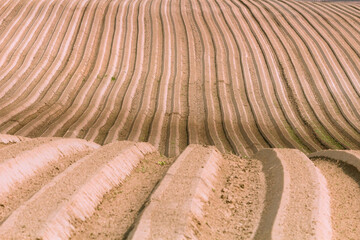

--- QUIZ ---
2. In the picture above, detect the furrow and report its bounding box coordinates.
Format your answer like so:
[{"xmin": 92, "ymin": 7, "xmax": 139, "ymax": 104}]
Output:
[
  {"xmin": 181, "ymin": 0, "xmax": 208, "ymax": 146},
  {"xmin": 165, "ymin": 0, "xmax": 189, "ymax": 157},
  {"xmin": 246, "ymin": 0, "xmax": 327, "ymax": 151},
  {"xmin": 0, "ymin": 0, "xmax": 17, "ymax": 24},
  {"xmin": 99, "ymin": 0, "xmax": 143, "ymax": 145},
  {"xmin": 217, "ymin": 0, "xmax": 274, "ymax": 151},
  {"xmin": 0, "ymin": 0, "xmax": 90, "ymax": 132},
  {"xmin": 91, "ymin": 0, "xmax": 148, "ymax": 146},
  {"xmin": 147, "ymin": 0, "xmax": 176, "ymax": 152},
  {"xmin": 310, "ymin": 150, "xmax": 360, "ymax": 240},
  {"xmin": 0, "ymin": 0, "xmax": 23, "ymax": 34},
  {"xmin": 213, "ymin": 0, "xmax": 269, "ymax": 154},
  {"xmin": 12, "ymin": 0, "xmax": 102, "ymax": 136},
  {"xmin": 201, "ymin": 0, "xmax": 251, "ymax": 155},
  {"xmin": 82, "ymin": 0, "xmax": 134, "ymax": 144},
  {"xmin": 0, "ymin": 138, "xmax": 99, "ymax": 199},
  {"xmin": 0, "ymin": 0, "xmax": 67, "ymax": 103},
  {"xmin": 236, "ymin": 1, "xmax": 315, "ymax": 151},
  {"xmin": 63, "ymin": 0, "xmax": 121, "ymax": 139},
  {"xmin": 0, "ymin": 0, "xmax": 57, "ymax": 88},
  {"xmin": 242, "ymin": 0, "xmax": 322, "ymax": 152},
  {"xmin": 38, "ymin": 0, "xmax": 114, "ymax": 138},
  {"xmin": 22, "ymin": 0, "xmax": 108, "ymax": 137},
  {"xmin": 299, "ymin": 2, "xmax": 360, "ymax": 98},
  {"xmin": 128, "ymin": 144, "xmax": 222, "ymax": 239},
  {"xmin": 254, "ymin": 149, "xmax": 332, "ymax": 240},
  {"xmin": 0, "ymin": 0, "xmax": 37, "ymax": 52},
  {"xmin": 189, "ymin": 0, "xmax": 230, "ymax": 153},
  {"xmin": 0, "ymin": 141, "xmax": 156, "ymax": 240},
  {"xmin": 125, "ymin": 0, "xmax": 162, "ymax": 145},
  {"xmin": 225, "ymin": 0, "xmax": 289, "ymax": 148},
  {"xmin": 280, "ymin": 0, "xmax": 360, "ymax": 131},
  {"xmin": 262, "ymin": 0, "xmax": 359, "ymax": 148},
  {"xmin": 71, "ymin": 153, "xmax": 174, "ymax": 239}
]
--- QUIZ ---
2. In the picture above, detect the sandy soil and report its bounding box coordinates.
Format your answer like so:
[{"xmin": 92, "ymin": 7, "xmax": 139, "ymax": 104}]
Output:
[
  {"xmin": 0, "ymin": 150, "xmax": 91, "ymax": 224},
  {"xmin": 313, "ymin": 158, "xmax": 360, "ymax": 240},
  {"xmin": 199, "ymin": 154, "xmax": 265, "ymax": 240},
  {"xmin": 71, "ymin": 153, "xmax": 174, "ymax": 239}
]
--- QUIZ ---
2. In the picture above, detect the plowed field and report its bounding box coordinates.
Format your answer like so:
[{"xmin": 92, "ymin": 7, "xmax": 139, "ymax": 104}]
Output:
[
  {"xmin": 0, "ymin": 0, "xmax": 358, "ymax": 157},
  {"xmin": 0, "ymin": 0, "xmax": 360, "ymax": 239}
]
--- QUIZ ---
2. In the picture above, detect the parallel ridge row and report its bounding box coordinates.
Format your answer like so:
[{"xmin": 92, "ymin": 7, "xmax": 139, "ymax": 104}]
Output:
[{"xmin": 0, "ymin": 0, "xmax": 359, "ymax": 156}]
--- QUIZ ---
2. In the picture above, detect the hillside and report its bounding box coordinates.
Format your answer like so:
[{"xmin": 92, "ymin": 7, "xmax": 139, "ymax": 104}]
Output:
[
  {"xmin": 0, "ymin": 0, "xmax": 358, "ymax": 156},
  {"xmin": 0, "ymin": 0, "xmax": 360, "ymax": 239}
]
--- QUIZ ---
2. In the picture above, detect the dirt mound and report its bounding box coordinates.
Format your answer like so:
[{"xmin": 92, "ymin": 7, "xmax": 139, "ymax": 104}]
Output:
[{"xmin": 0, "ymin": 134, "xmax": 359, "ymax": 239}]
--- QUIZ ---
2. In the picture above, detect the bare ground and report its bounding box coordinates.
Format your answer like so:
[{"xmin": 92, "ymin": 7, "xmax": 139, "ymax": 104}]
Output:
[
  {"xmin": 199, "ymin": 154, "xmax": 265, "ymax": 240},
  {"xmin": 71, "ymin": 153, "xmax": 174, "ymax": 240},
  {"xmin": 313, "ymin": 157, "xmax": 360, "ymax": 240}
]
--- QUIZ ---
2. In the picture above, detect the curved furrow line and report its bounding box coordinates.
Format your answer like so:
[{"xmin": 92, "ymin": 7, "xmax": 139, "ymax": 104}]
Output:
[
  {"xmin": 125, "ymin": 0, "xmax": 162, "ymax": 146},
  {"xmin": 97, "ymin": 0, "xmax": 143, "ymax": 145},
  {"xmin": 29, "ymin": 0, "xmax": 112, "ymax": 138},
  {"xmin": 0, "ymin": 0, "xmax": 21, "ymax": 28},
  {"xmin": 62, "ymin": 0, "xmax": 123, "ymax": 139},
  {"xmin": 220, "ymin": 0, "xmax": 281, "ymax": 149},
  {"xmin": 301, "ymin": 3, "xmax": 360, "ymax": 96},
  {"xmin": 0, "ymin": 0, "xmax": 65, "ymax": 101},
  {"xmin": 0, "ymin": 0, "xmax": 36, "ymax": 52},
  {"xmin": 85, "ymin": 0, "xmax": 145, "ymax": 145},
  {"xmin": 88, "ymin": 0, "xmax": 154, "ymax": 145},
  {"xmin": 80, "ymin": 0, "xmax": 136, "ymax": 142},
  {"xmin": 0, "ymin": 0, "xmax": 91, "ymax": 133},
  {"xmin": 39, "ymin": 0, "xmax": 115, "ymax": 138},
  {"xmin": 105, "ymin": 0, "xmax": 153, "ymax": 146},
  {"xmin": 281, "ymin": 0, "xmax": 360, "ymax": 128},
  {"xmin": 318, "ymin": 2, "xmax": 360, "ymax": 30},
  {"xmin": 238, "ymin": 1, "xmax": 316, "ymax": 151},
  {"xmin": 228, "ymin": 0, "xmax": 297, "ymax": 149},
  {"xmin": 263, "ymin": 2, "xmax": 354, "ymax": 148},
  {"xmin": 99, "ymin": 0, "xmax": 147, "ymax": 145},
  {"xmin": 303, "ymin": 1, "xmax": 360, "ymax": 58},
  {"xmin": 250, "ymin": 0, "xmax": 342, "ymax": 150},
  {"xmin": 15, "ymin": 0, "xmax": 124, "ymax": 139},
  {"xmin": 264, "ymin": 2, "xmax": 358, "ymax": 148},
  {"xmin": 0, "ymin": 0, "xmax": 56, "ymax": 86},
  {"xmin": 145, "ymin": 0, "xmax": 176, "ymax": 152},
  {"xmin": 202, "ymin": 0, "xmax": 254, "ymax": 155},
  {"xmin": 180, "ymin": 0, "xmax": 208, "ymax": 146},
  {"xmin": 279, "ymin": 1, "xmax": 360, "ymax": 99},
  {"xmin": 217, "ymin": 0, "xmax": 275, "ymax": 152},
  {"xmin": 335, "ymin": 3, "xmax": 360, "ymax": 22},
  {"xmin": 11, "ymin": 0, "xmax": 101, "ymax": 137},
  {"xmin": 254, "ymin": 149, "xmax": 332, "ymax": 240},
  {"xmin": 0, "ymin": 0, "xmax": 64, "ymax": 99},
  {"xmin": 214, "ymin": 0, "xmax": 269, "ymax": 154},
  {"xmin": 312, "ymin": 3, "xmax": 360, "ymax": 46},
  {"xmin": 245, "ymin": 0, "xmax": 326, "ymax": 151},
  {"xmin": 0, "ymin": 0, "xmax": 13, "ymax": 16},
  {"xmin": 242, "ymin": 0, "xmax": 322, "ymax": 152},
  {"xmin": 265, "ymin": 0, "xmax": 360, "ymax": 148},
  {"xmin": 189, "ymin": 0, "xmax": 230, "ymax": 153},
  {"xmin": 164, "ymin": 0, "xmax": 189, "ymax": 157}
]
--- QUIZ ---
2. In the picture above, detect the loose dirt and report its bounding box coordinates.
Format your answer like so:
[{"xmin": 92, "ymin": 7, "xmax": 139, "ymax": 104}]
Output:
[
  {"xmin": 313, "ymin": 157, "xmax": 360, "ymax": 240},
  {"xmin": 199, "ymin": 154, "xmax": 265, "ymax": 240},
  {"xmin": 71, "ymin": 153, "xmax": 174, "ymax": 240},
  {"xmin": 0, "ymin": 150, "xmax": 91, "ymax": 224}
]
